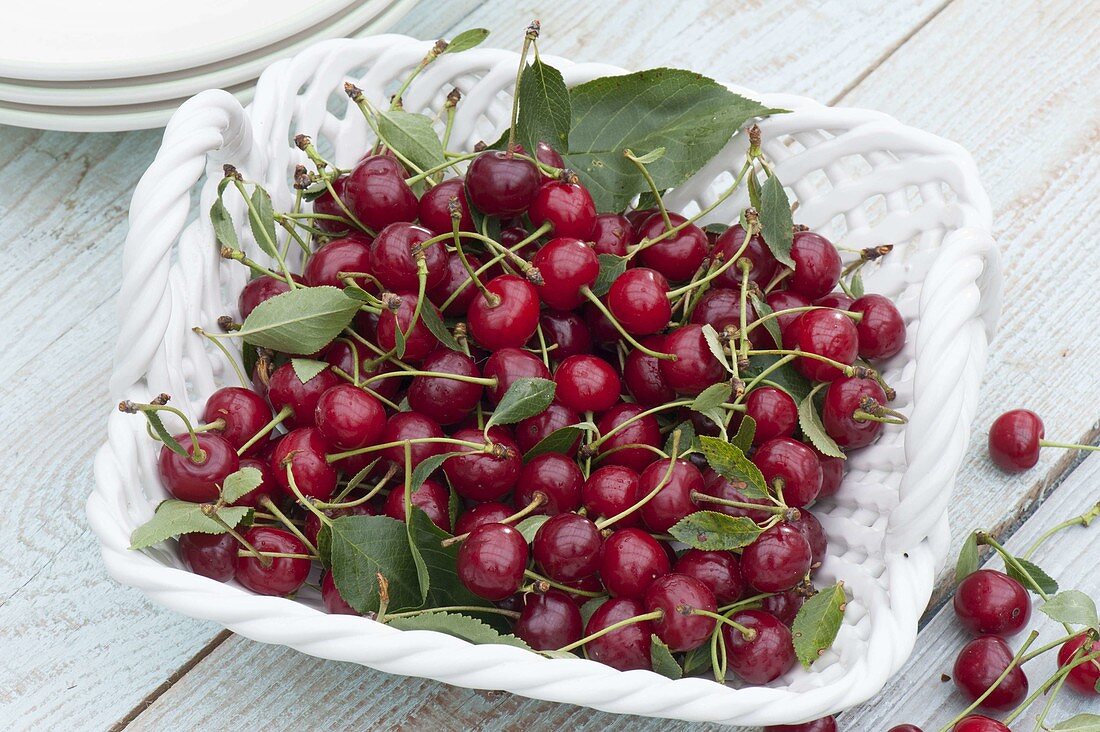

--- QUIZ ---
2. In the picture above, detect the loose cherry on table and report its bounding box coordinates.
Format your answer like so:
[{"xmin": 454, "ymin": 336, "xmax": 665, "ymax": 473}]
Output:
[
  {"xmin": 515, "ymin": 453, "xmax": 584, "ymax": 514},
  {"xmin": 456, "ymin": 522, "xmax": 529, "ymax": 601},
  {"xmin": 951, "ymin": 716, "xmax": 1010, "ymax": 732},
  {"xmin": 952, "ymin": 569, "xmax": 1032, "ymax": 636},
  {"xmin": 1057, "ymin": 633, "xmax": 1100, "ymax": 696},
  {"xmin": 952, "ymin": 635, "xmax": 1029, "ymax": 710},
  {"xmin": 513, "ymin": 590, "xmax": 584, "ymax": 651},
  {"xmin": 985, "ymin": 409, "xmax": 1100, "ymax": 473},
  {"xmin": 764, "ymin": 717, "xmax": 837, "ymax": 732}
]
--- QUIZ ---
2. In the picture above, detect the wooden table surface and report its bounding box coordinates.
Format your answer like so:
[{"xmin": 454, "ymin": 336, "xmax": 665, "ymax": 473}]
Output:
[{"xmin": 2, "ymin": 0, "xmax": 1098, "ymax": 729}]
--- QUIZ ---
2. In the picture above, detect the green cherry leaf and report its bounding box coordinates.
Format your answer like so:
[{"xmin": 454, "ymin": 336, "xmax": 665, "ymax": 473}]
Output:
[
  {"xmin": 442, "ymin": 28, "xmax": 490, "ymax": 55},
  {"xmin": 236, "ymin": 286, "xmax": 361, "ymax": 355},
  {"xmin": 697, "ymin": 435, "xmax": 769, "ymax": 499},
  {"xmin": 792, "ymin": 582, "xmax": 847, "ymax": 669},
  {"xmin": 327, "ymin": 514, "xmax": 423, "ymax": 614},
  {"xmin": 219, "ymin": 466, "xmax": 264, "ymax": 504},
  {"xmin": 955, "ymin": 531, "xmax": 980, "ymax": 584},
  {"xmin": 418, "ymin": 303, "xmax": 462, "ymax": 352},
  {"xmin": 523, "ymin": 425, "xmax": 585, "ymax": 462},
  {"xmin": 798, "ymin": 384, "xmax": 845, "ymax": 459},
  {"xmin": 1040, "ymin": 590, "xmax": 1099, "ymax": 628},
  {"xmin": 485, "ymin": 377, "xmax": 555, "ymax": 429},
  {"xmin": 129, "ymin": 500, "xmax": 251, "ymax": 550},
  {"xmin": 377, "ymin": 110, "xmax": 446, "ymax": 173},
  {"xmin": 406, "ymin": 508, "xmax": 495, "ymax": 612},
  {"xmin": 650, "ymin": 635, "xmax": 683, "ymax": 679},
  {"xmin": 514, "ymin": 515, "xmax": 552, "ymax": 544},
  {"xmin": 668, "ymin": 511, "xmax": 763, "ymax": 551},
  {"xmin": 387, "ymin": 612, "xmax": 532, "ymax": 650},
  {"xmin": 850, "ymin": 270, "xmax": 865, "ymax": 299},
  {"xmin": 247, "ymin": 186, "xmax": 279, "ymax": 258},
  {"xmin": 209, "ymin": 195, "xmax": 239, "ymax": 250},
  {"xmin": 759, "ymin": 174, "xmax": 794, "ymax": 268},
  {"xmin": 748, "ymin": 291, "xmax": 784, "ymax": 350},
  {"xmin": 516, "ymin": 58, "xmax": 572, "ymax": 154},
  {"xmin": 1050, "ymin": 714, "xmax": 1100, "ymax": 731},
  {"xmin": 692, "ymin": 382, "xmax": 732, "ymax": 414},
  {"xmin": 140, "ymin": 409, "xmax": 187, "ymax": 458},
  {"xmin": 665, "ymin": 420, "xmax": 698, "ymax": 457},
  {"xmin": 580, "ymin": 597, "xmax": 604, "ymax": 626},
  {"xmin": 744, "ymin": 354, "xmax": 812, "ymax": 403},
  {"xmin": 700, "ymin": 324, "xmax": 733, "ymax": 375},
  {"xmin": 590, "ymin": 253, "xmax": 628, "ymax": 297},
  {"xmin": 1006, "ymin": 557, "xmax": 1059, "ymax": 595},
  {"xmin": 290, "ymin": 358, "xmax": 329, "ymax": 384},
  {"xmin": 731, "ymin": 414, "xmax": 756, "ymax": 453}
]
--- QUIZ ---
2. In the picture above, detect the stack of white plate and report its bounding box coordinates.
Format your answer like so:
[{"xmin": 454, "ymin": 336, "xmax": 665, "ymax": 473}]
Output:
[{"xmin": 0, "ymin": 0, "xmax": 417, "ymax": 132}]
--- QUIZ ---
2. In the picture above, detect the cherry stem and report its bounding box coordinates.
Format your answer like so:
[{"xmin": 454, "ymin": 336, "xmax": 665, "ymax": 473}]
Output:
[
  {"xmin": 259, "ymin": 496, "xmax": 319, "ymax": 556},
  {"xmin": 690, "ymin": 491, "xmax": 794, "ymax": 517},
  {"xmin": 437, "ymin": 230, "xmax": 543, "ymax": 311},
  {"xmin": 747, "ymin": 349, "xmax": 856, "ymax": 376},
  {"xmin": 1017, "ymin": 630, "xmax": 1090, "ymax": 665},
  {"xmin": 977, "ymin": 532, "xmax": 1072, "ymax": 637},
  {"xmin": 535, "ymin": 323, "xmax": 551, "ymax": 369},
  {"xmin": 733, "ymin": 354, "xmax": 797, "ymax": 406},
  {"xmin": 580, "ymin": 286, "xmax": 677, "ymax": 361},
  {"xmin": 523, "ymin": 569, "xmax": 604, "ymax": 598},
  {"xmin": 937, "ymin": 630, "xmax": 1039, "ymax": 732},
  {"xmin": 595, "ymin": 432, "xmax": 681, "ymax": 529},
  {"xmin": 554, "ymin": 609, "xmax": 664, "ymax": 653},
  {"xmin": 452, "ymin": 230, "xmax": 542, "ymax": 283},
  {"xmin": 389, "ymin": 39, "xmax": 447, "ymax": 111},
  {"xmin": 744, "ymin": 306, "xmax": 862, "ymax": 337},
  {"xmin": 1038, "ymin": 439, "xmax": 1100, "ymax": 453},
  {"xmin": 201, "ymin": 504, "xmax": 270, "ymax": 567},
  {"xmin": 1001, "ymin": 647, "xmax": 1100, "ymax": 726},
  {"xmin": 404, "ymin": 151, "xmax": 479, "ymax": 186},
  {"xmin": 284, "ymin": 464, "xmax": 332, "ymax": 534},
  {"xmin": 383, "ymin": 605, "xmax": 522, "ymax": 621},
  {"xmin": 326, "ymin": 436, "xmax": 489, "ymax": 464},
  {"xmin": 449, "ymin": 208, "xmax": 499, "ymax": 307},
  {"xmin": 362, "ymin": 368, "xmax": 496, "ymax": 388},
  {"xmin": 592, "ymin": 441, "xmax": 669, "ymax": 465},
  {"xmin": 763, "ymin": 269, "xmax": 791, "ymax": 294},
  {"xmin": 341, "ymin": 328, "xmax": 417, "ymax": 373},
  {"xmin": 343, "ymin": 94, "xmax": 426, "ymax": 176},
  {"xmin": 230, "ymin": 180, "xmax": 297, "ymax": 286},
  {"xmin": 666, "ymin": 228, "xmax": 752, "ymax": 300},
  {"xmin": 717, "ymin": 591, "xmax": 776, "ymax": 613},
  {"xmin": 329, "ymin": 367, "xmax": 402, "ymax": 410},
  {"xmin": 689, "ymin": 608, "xmax": 757, "ymax": 641},
  {"xmin": 738, "ymin": 261, "xmax": 752, "ymax": 364},
  {"xmin": 441, "ymin": 492, "xmax": 548, "ymax": 547},
  {"xmin": 193, "ymin": 418, "xmax": 226, "ymax": 433},
  {"xmin": 1022, "ymin": 501, "xmax": 1100, "ymax": 560},
  {"xmin": 505, "ymin": 21, "xmax": 539, "ymax": 155},
  {"xmin": 623, "ymin": 149, "xmax": 673, "ymax": 230},
  {"xmin": 219, "ymin": 246, "xmax": 291, "ymax": 283},
  {"xmin": 585, "ymin": 399, "xmax": 693, "ymax": 451},
  {"xmin": 236, "ymin": 550, "xmax": 316, "ymax": 560},
  {"xmin": 235, "ymin": 404, "xmax": 293, "ymax": 456},
  {"xmin": 192, "ymin": 327, "xmax": 250, "ymax": 388},
  {"xmin": 121, "ymin": 400, "xmax": 206, "ymax": 463},
  {"xmin": 320, "ymin": 464, "xmax": 396, "ymax": 509}
]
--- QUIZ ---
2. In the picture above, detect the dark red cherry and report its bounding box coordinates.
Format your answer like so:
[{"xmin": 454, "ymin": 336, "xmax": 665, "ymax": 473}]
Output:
[
  {"xmin": 342, "ymin": 154, "xmax": 419, "ymax": 230},
  {"xmin": 699, "ymin": 470, "xmax": 773, "ymax": 523},
  {"xmin": 304, "ymin": 234, "xmax": 374, "ymax": 290},
  {"xmin": 310, "ymin": 174, "xmax": 351, "ymax": 234},
  {"xmin": 234, "ymin": 527, "xmax": 311, "ymax": 596},
  {"xmin": 644, "ymin": 573, "xmax": 717, "ymax": 652},
  {"xmin": 1057, "ymin": 633, "xmax": 1100, "ymax": 696},
  {"xmin": 712, "ymin": 225, "xmax": 779, "ymax": 289},
  {"xmin": 760, "ymin": 589, "xmax": 806, "ymax": 626},
  {"xmin": 443, "ymin": 428, "xmax": 521, "ymax": 502},
  {"xmin": 752, "ymin": 437, "xmax": 823, "ymax": 508},
  {"xmin": 202, "ymin": 386, "xmax": 273, "ymax": 456},
  {"xmin": 158, "ymin": 433, "xmax": 240, "ymax": 503},
  {"xmin": 534, "ymin": 141, "xmax": 565, "ymax": 178},
  {"xmin": 591, "ymin": 214, "xmax": 633, "ymax": 256},
  {"xmin": 375, "ymin": 292, "xmax": 441, "ymax": 363},
  {"xmin": 369, "ymin": 223, "xmax": 447, "ymax": 293},
  {"xmin": 467, "ymin": 274, "xmax": 541, "ymax": 350},
  {"xmin": 674, "ymin": 549, "xmax": 743, "ymax": 604},
  {"xmin": 584, "ymin": 597, "xmax": 654, "ymax": 671},
  {"xmin": 321, "ymin": 340, "xmax": 400, "ymax": 401},
  {"xmin": 741, "ymin": 522, "xmax": 812, "ymax": 592},
  {"xmin": 428, "ymin": 252, "xmax": 483, "ymax": 318},
  {"xmin": 623, "ymin": 336, "xmax": 677, "ymax": 407},
  {"xmin": 765, "ymin": 290, "xmax": 812, "ymax": 341},
  {"xmin": 456, "ymin": 523, "xmax": 529, "ymax": 600},
  {"xmin": 231, "ymin": 457, "xmax": 276, "ymax": 507},
  {"xmin": 583, "ymin": 297, "xmax": 619, "ymax": 344},
  {"xmin": 530, "ymin": 237, "xmax": 600, "ymax": 309},
  {"xmin": 313, "ymin": 384, "xmax": 386, "ymax": 450},
  {"xmin": 533, "ymin": 513, "xmax": 602, "ymax": 582},
  {"xmin": 237, "ymin": 275, "xmax": 298, "ymax": 319},
  {"xmin": 953, "ymin": 569, "xmax": 1032, "ymax": 636},
  {"xmin": 822, "ymin": 377, "xmax": 889, "ymax": 449},
  {"xmin": 790, "ymin": 509, "xmax": 827, "ymax": 569},
  {"xmin": 379, "ymin": 411, "xmax": 444, "ymax": 470},
  {"xmin": 638, "ymin": 458, "xmax": 704, "ymax": 533},
  {"xmin": 514, "ymin": 401, "xmax": 581, "ymax": 457},
  {"xmin": 786, "ymin": 309, "xmax": 859, "ymax": 381},
  {"xmin": 988, "ymin": 409, "xmax": 1044, "ymax": 472},
  {"xmin": 850, "ymin": 293, "xmax": 905, "ymax": 360},
  {"xmin": 321, "ymin": 570, "xmax": 358, "ymax": 615},
  {"xmin": 179, "ymin": 532, "xmax": 237, "ymax": 581},
  {"xmin": 815, "ymin": 448, "xmax": 845, "ymax": 498},
  {"xmin": 418, "ymin": 177, "xmax": 474, "ymax": 234},
  {"xmin": 406, "ymin": 349, "xmax": 483, "ymax": 425},
  {"xmin": 886, "ymin": 726, "xmax": 924, "ymax": 732},
  {"xmin": 722, "ymin": 609, "xmax": 797, "ymax": 683},
  {"xmin": 554, "ymin": 354, "xmax": 621, "ymax": 413},
  {"xmin": 528, "ymin": 181, "xmax": 597, "ymax": 239},
  {"xmin": 689, "ymin": 288, "xmax": 758, "ymax": 336},
  {"xmin": 953, "ymin": 636, "xmax": 1029, "ymax": 709},
  {"xmin": 625, "ymin": 207, "xmax": 657, "ymax": 234},
  {"xmin": 454, "ymin": 502, "xmax": 512, "ymax": 536},
  {"xmin": 659, "ymin": 325, "xmax": 727, "ymax": 395},
  {"xmin": 539, "ymin": 310, "xmax": 592, "ymax": 361},
  {"xmin": 514, "ymin": 590, "xmax": 583, "ymax": 651},
  {"xmin": 815, "ymin": 292, "xmax": 854, "ymax": 310},
  {"xmin": 382, "ymin": 478, "xmax": 452, "ymax": 531},
  {"xmin": 271, "ymin": 427, "xmax": 337, "ymax": 501},
  {"xmin": 787, "ymin": 231, "xmax": 842, "ymax": 300},
  {"xmin": 636, "ymin": 212, "xmax": 708, "ymax": 282},
  {"xmin": 482, "ymin": 346, "xmax": 551, "ymax": 405},
  {"xmin": 600, "ymin": 527, "xmax": 670, "ymax": 599},
  {"xmin": 953, "ymin": 716, "xmax": 1010, "ymax": 732},
  {"xmin": 607, "ymin": 267, "xmax": 672, "ymax": 335},
  {"xmin": 582, "ymin": 465, "xmax": 642, "ymax": 528},
  {"xmin": 464, "ymin": 151, "xmax": 540, "ymax": 216},
  {"xmin": 267, "ymin": 361, "xmax": 342, "ymax": 428},
  {"xmin": 764, "ymin": 717, "xmax": 837, "ymax": 732},
  {"xmin": 515, "ymin": 453, "xmax": 583, "ymax": 515},
  {"xmin": 744, "ymin": 386, "xmax": 798, "ymax": 445},
  {"xmin": 499, "ymin": 225, "xmax": 530, "ymax": 248},
  {"xmin": 595, "ymin": 403, "xmax": 663, "ymax": 474}
]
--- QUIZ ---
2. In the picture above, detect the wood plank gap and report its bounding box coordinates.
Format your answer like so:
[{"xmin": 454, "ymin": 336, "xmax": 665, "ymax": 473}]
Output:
[{"xmin": 110, "ymin": 630, "xmax": 234, "ymax": 731}]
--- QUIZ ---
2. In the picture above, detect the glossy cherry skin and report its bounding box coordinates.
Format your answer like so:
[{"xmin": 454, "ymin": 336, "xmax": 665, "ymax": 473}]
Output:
[
  {"xmin": 591, "ymin": 214, "xmax": 633, "ymax": 256},
  {"xmin": 816, "ymin": 292, "xmax": 855, "ymax": 310},
  {"xmin": 428, "ymin": 251, "xmax": 482, "ymax": 316},
  {"xmin": 554, "ymin": 354, "xmax": 621, "ymax": 413},
  {"xmin": 238, "ymin": 274, "xmax": 296, "ymax": 319},
  {"xmin": 539, "ymin": 310, "xmax": 592, "ymax": 361},
  {"xmin": 228, "ymin": 457, "xmax": 276, "ymax": 508},
  {"xmin": 636, "ymin": 212, "xmax": 709, "ymax": 282},
  {"xmin": 514, "ymin": 590, "xmax": 584, "ymax": 651},
  {"xmin": 321, "ymin": 571, "xmax": 359, "ymax": 615},
  {"xmin": 953, "ymin": 569, "xmax": 1032, "ymax": 636},
  {"xmin": 456, "ymin": 523, "xmax": 529, "ymax": 600},
  {"xmin": 514, "ymin": 402, "xmax": 581, "ymax": 457},
  {"xmin": 764, "ymin": 717, "xmax": 837, "ymax": 732},
  {"xmin": 741, "ymin": 522, "xmax": 813, "ymax": 592},
  {"xmin": 639, "ymin": 458, "xmax": 704, "ymax": 533},
  {"xmin": 659, "ymin": 325, "xmax": 727, "ymax": 395},
  {"xmin": 464, "ymin": 151, "xmax": 540, "ymax": 217},
  {"xmin": 528, "ymin": 180, "xmax": 597, "ymax": 239},
  {"xmin": 822, "ymin": 377, "xmax": 889, "ymax": 449},
  {"xmin": 313, "ymin": 384, "xmax": 386, "ymax": 450},
  {"xmin": 267, "ymin": 361, "xmax": 342, "ymax": 428},
  {"xmin": 582, "ymin": 465, "xmax": 642, "ymax": 528},
  {"xmin": 382, "ymin": 478, "xmax": 452, "ymax": 531},
  {"xmin": 953, "ymin": 636, "xmax": 1029, "ymax": 709},
  {"xmin": 234, "ymin": 527, "xmax": 311, "ymax": 596},
  {"xmin": 815, "ymin": 448, "xmax": 845, "ymax": 498},
  {"xmin": 159, "ymin": 433, "xmax": 240, "ymax": 503},
  {"xmin": 533, "ymin": 513, "xmax": 602, "ymax": 582},
  {"xmin": 885, "ymin": 726, "xmax": 924, "ymax": 732},
  {"xmin": 722, "ymin": 609, "xmax": 797, "ymax": 684},
  {"xmin": 644, "ymin": 573, "xmax": 717, "ymax": 652},
  {"xmin": 744, "ymin": 386, "xmax": 798, "ymax": 445},
  {"xmin": 467, "ymin": 274, "xmax": 541, "ymax": 350},
  {"xmin": 454, "ymin": 502, "xmax": 512, "ymax": 536},
  {"xmin": 600, "ymin": 528, "xmax": 671, "ymax": 599},
  {"xmin": 304, "ymin": 234, "xmax": 374, "ymax": 290},
  {"xmin": 698, "ymin": 470, "xmax": 773, "ymax": 522},
  {"xmin": 342, "ymin": 154, "xmax": 418, "ymax": 231},
  {"xmin": 584, "ymin": 597, "xmax": 654, "ymax": 671},
  {"xmin": 443, "ymin": 428, "xmax": 521, "ymax": 502},
  {"xmin": 375, "ymin": 292, "xmax": 442, "ymax": 363},
  {"xmin": 787, "ymin": 231, "xmax": 842, "ymax": 300},
  {"xmin": 623, "ymin": 336, "xmax": 677, "ymax": 407},
  {"xmin": 765, "ymin": 290, "xmax": 813, "ymax": 343},
  {"xmin": 418, "ymin": 177, "xmax": 474, "ymax": 234},
  {"xmin": 530, "ymin": 237, "xmax": 600, "ymax": 309},
  {"xmin": 607, "ymin": 268, "xmax": 673, "ymax": 335},
  {"xmin": 753, "ymin": 437, "xmax": 823, "ymax": 508},
  {"xmin": 786, "ymin": 309, "xmax": 859, "ymax": 381},
  {"xmin": 379, "ymin": 411, "xmax": 444, "ymax": 470},
  {"xmin": 406, "ymin": 349, "xmax": 483, "ymax": 425},
  {"xmin": 515, "ymin": 453, "xmax": 584, "ymax": 515},
  {"xmin": 674, "ymin": 549, "xmax": 743, "ymax": 604},
  {"xmin": 371, "ymin": 222, "xmax": 447, "ymax": 293},
  {"xmin": 594, "ymin": 403, "xmax": 663, "ymax": 474},
  {"xmin": 791, "ymin": 509, "xmax": 827, "ymax": 569},
  {"xmin": 712, "ymin": 225, "xmax": 780, "ymax": 288},
  {"xmin": 850, "ymin": 293, "xmax": 905, "ymax": 360},
  {"xmin": 482, "ymin": 347, "xmax": 550, "ymax": 405},
  {"xmin": 271, "ymin": 427, "xmax": 338, "ymax": 501},
  {"xmin": 952, "ymin": 717, "xmax": 1010, "ymax": 732},
  {"xmin": 1057, "ymin": 633, "xmax": 1100, "ymax": 695},
  {"xmin": 584, "ymin": 296, "xmax": 619, "ymax": 344},
  {"xmin": 689, "ymin": 288, "xmax": 758, "ymax": 335},
  {"xmin": 988, "ymin": 409, "xmax": 1044, "ymax": 472},
  {"xmin": 202, "ymin": 386, "xmax": 273, "ymax": 456},
  {"xmin": 760, "ymin": 589, "xmax": 806, "ymax": 626},
  {"xmin": 179, "ymin": 532, "xmax": 237, "ymax": 581}
]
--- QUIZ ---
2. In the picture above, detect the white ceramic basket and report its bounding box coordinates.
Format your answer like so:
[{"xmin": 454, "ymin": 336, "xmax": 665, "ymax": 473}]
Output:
[{"xmin": 87, "ymin": 35, "xmax": 1001, "ymax": 727}]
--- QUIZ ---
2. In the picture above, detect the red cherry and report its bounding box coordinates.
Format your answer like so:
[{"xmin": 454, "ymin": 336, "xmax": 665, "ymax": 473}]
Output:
[
  {"xmin": 988, "ymin": 409, "xmax": 1044, "ymax": 472},
  {"xmin": 267, "ymin": 361, "xmax": 341, "ymax": 428},
  {"xmin": 591, "ymin": 214, "xmax": 633, "ymax": 256},
  {"xmin": 584, "ymin": 296, "xmax": 620, "ymax": 343},
  {"xmin": 514, "ymin": 590, "xmax": 583, "ymax": 651},
  {"xmin": 321, "ymin": 571, "xmax": 359, "ymax": 615},
  {"xmin": 428, "ymin": 251, "xmax": 483, "ymax": 316},
  {"xmin": 321, "ymin": 340, "xmax": 401, "ymax": 402},
  {"xmin": 764, "ymin": 717, "xmax": 837, "ymax": 732},
  {"xmin": 607, "ymin": 268, "xmax": 672, "ymax": 335},
  {"xmin": 443, "ymin": 428, "xmax": 521, "ymax": 502},
  {"xmin": 790, "ymin": 509, "xmax": 827, "ymax": 569},
  {"xmin": 382, "ymin": 478, "xmax": 452, "ymax": 531},
  {"xmin": 418, "ymin": 177, "xmax": 474, "ymax": 234},
  {"xmin": 234, "ymin": 527, "xmax": 311, "ymax": 596},
  {"xmin": 464, "ymin": 151, "xmax": 540, "ymax": 217},
  {"xmin": 594, "ymin": 403, "xmax": 662, "ymax": 474},
  {"xmin": 375, "ymin": 292, "xmax": 442, "ymax": 363},
  {"xmin": 659, "ymin": 325, "xmax": 727, "ymax": 395},
  {"xmin": 369, "ymin": 222, "xmax": 447, "ymax": 293},
  {"xmin": 740, "ymin": 522, "xmax": 812, "ymax": 592},
  {"xmin": 539, "ymin": 310, "xmax": 592, "ymax": 361},
  {"xmin": 644, "ymin": 573, "xmax": 717, "ymax": 652},
  {"xmin": 582, "ymin": 465, "xmax": 642, "ymax": 529},
  {"xmin": 722, "ymin": 609, "xmax": 796, "ymax": 683},
  {"xmin": 528, "ymin": 180, "xmax": 597, "ymax": 239},
  {"xmin": 158, "ymin": 433, "xmax": 239, "ymax": 503},
  {"xmin": 711, "ymin": 225, "xmax": 779, "ymax": 289},
  {"xmin": 625, "ymin": 207, "xmax": 657, "ymax": 233},
  {"xmin": 584, "ymin": 597, "xmax": 654, "ymax": 671},
  {"xmin": 850, "ymin": 293, "xmax": 905, "ymax": 360},
  {"xmin": 699, "ymin": 470, "xmax": 773, "ymax": 522},
  {"xmin": 533, "ymin": 512, "xmax": 602, "ymax": 582},
  {"xmin": 638, "ymin": 458, "xmax": 704, "ymax": 533},
  {"xmin": 760, "ymin": 589, "xmax": 806, "ymax": 626},
  {"xmin": 379, "ymin": 411, "xmax": 444, "ymax": 471},
  {"xmin": 689, "ymin": 288, "xmax": 758, "ymax": 337},
  {"xmin": 623, "ymin": 336, "xmax": 677, "ymax": 407},
  {"xmin": 304, "ymin": 234, "xmax": 374, "ymax": 290},
  {"xmin": 674, "ymin": 549, "xmax": 743, "ymax": 604},
  {"xmin": 530, "ymin": 237, "xmax": 600, "ymax": 309},
  {"xmin": 953, "ymin": 569, "xmax": 1032, "ymax": 636},
  {"xmin": 456, "ymin": 523, "xmax": 529, "ymax": 600},
  {"xmin": 179, "ymin": 532, "xmax": 237, "ymax": 581},
  {"xmin": 230, "ymin": 457, "xmax": 275, "ymax": 507},
  {"xmin": 815, "ymin": 448, "xmax": 845, "ymax": 498},
  {"xmin": 313, "ymin": 384, "xmax": 386, "ymax": 450},
  {"xmin": 1057, "ymin": 633, "xmax": 1100, "ymax": 696},
  {"xmin": 599, "ymin": 527, "xmax": 670, "ymax": 599},
  {"xmin": 786, "ymin": 309, "xmax": 859, "ymax": 381},
  {"xmin": 953, "ymin": 716, "xmax": 1010, "ymax": 732},
  {"xmin": 342, "ymin": 154, "xmax": 419, "ymax": 231},
  {"xmin": 482, "ymin": 347, "xmax": 551, "ymax": 405},
  {"xmin": 515, "ymin": 453, "xmax": 584, "ymax": 515},
  {"xmin": 453, "ymin": 502, "xmax": 512, "ymax": 536},
  {"xmin": 238, "ymin": 275, "xmax": 294, "ymax": 319},
  {"xmin": 514, "ymin": 402, "xmax": 581, "ymax": 457},
  {"xmin": 953, "ymin": 636, "xmax": 1029, "ymax": 709},
  {"xmin": 271, "ymin": 427, "xmax": 337, "ymax": 501},
  {"xmin": 467, "ymin": 274, "xmax": 541, "ymax": 350},
  {"xmin": 744, "ymin": 386, "xmax": 798, "ymax": 445},
  {"xmin": 787, "ymin": 231, "xmax": 842, "ymax": 300},
  {"xmin": 534, "ymin": 141, "xmax": 565, "ymax": 178},
  {"xmin": 815, "ymin": 292, "xmax": 854, "ymax": 310},
  {"xmin": 752, "ymin": 437, "xmax": 822, "ymax": 508},
  {"xmin": 822, "ymin": 377, "xmax": 889, "ymax": 449},
  {"xmin": 766, "ymin": 290, "xmax": 812, "ymax": 340},
  {"xmin": 499, "ymin": 225, "xmax": 530, "ymax": 248},
  {"xmin": 636, "ymin": 212, "xmax": 708, "ymax": 281},
  {"xmin": 553, "ymin": 354, "xmax": 621, "ymax": 413},
  {"xmin": 202, "ymin": 386, "xmax": 273, "ymax": 455},
  {"xmin": 406, "ymin": 349, "xmax": 484, "ymax": 425}
]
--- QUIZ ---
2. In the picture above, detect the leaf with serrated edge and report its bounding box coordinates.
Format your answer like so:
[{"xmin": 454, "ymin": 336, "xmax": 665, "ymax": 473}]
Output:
[
  {"xmin": 442, "ymin": 28, "xmax": 489, "ymax": 54},
  {"xmin": 1050, "ymin": 714, "xmax": 1100, "ymax": 731},
  {"xmin": 759, "ymin": 175, "xmax": 794, "ymax": 268},
  {"xmin": 955, "ymin": 531, "xmax": 979, "ymax": 584},
  {"xmin": 692, "ymin": 382, "xmax": 732, "ymax": 413},
  {"xmin": 409, "ymin": 451, "xmax": 461, "ymax": 496},
  {"xmin": 387, "ymin": 612, "xmax": 531, "ymax": 650},
  {"xmin": 210, "ymin": 196, "xmax": 239, "ymax": 250},
  {"xmin": 523, "ymin": 425, "xmax": 584, "ymax": 461},
  {"xmin": 1040, "ymin": 590, "xmax": 1099, "ymax": 628},
  {"xmin": 516, "ymin": 58, "xmax": 571, "ymax": 154},
  {"xmin": 514, "ymin": 515, "xmax": 551, "ymax": 543},
  {"xmin": 798, "ymin": 384, "xmax": 845, "ymax": 459},
  {"xmin": 130, "ymin": 500, "xmax": 251, "ymax": 550},
  {"xmin": 650, "ymin": 635, "xmax": 683, "ymax": 679},
  {"xmin": 701, "ymin": 324, "xmax": 732, "ymax": 374},
  {"xmin": 219, "ymin": 466, "xmax": 264, "ymax": 504},
  {"xmin": 406, "ymin": 508, "xmax": 494, "ymax": 612},
  {"xmin": 698, "ymin": 435, "xmax": 769, "ymax": 499},
  {"xmin": 419, "ymin": 303, "xmax": 462, "ymax": 352},
  {"xmin": 377, "ymin": 110, "xmax": 446, "ymax": 173},
  {"xmin": 748, "ymin": 291, "xmax": 783, "ymax": 349},
  {"xmin": 591, "ymin": 254, "xmax": 628, "ymax": 297},
  {"xmin": 669, "ymin": 511, "xmax": 762, "ymax": 551},
  {"xmin": 248, "ymin": 186, "xmax": 278, "ymax": 258},
  {"xmin": 290, "ymin": 358, "xmax": 329, "ymax": 384},
  {"xmin": 792, "ymin": 582, "xmax": 847, "ymax": 668},
  {"xmin": 328, "ymin": 514, "xmax": 423, "ymax": 613},
  {"xmin": 731, "ymin": 415, "xmax": 756, "ymax": 453},
  {"xmin": 237, "ymin": 286, "xmax": 360, "ymax": 355},
  {"xmin": 1006, "ymin": 557, "xmax": 1059, "ymax": 595},
  {"xmin": 747, "ymin": 170, "xmax": 762, "ymax": 211},
  {"xmin": 485, "ymin": 377, "xmax": 555, "ymax": 429}
]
